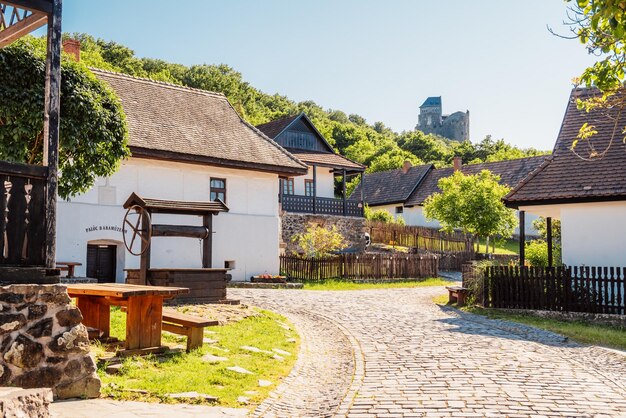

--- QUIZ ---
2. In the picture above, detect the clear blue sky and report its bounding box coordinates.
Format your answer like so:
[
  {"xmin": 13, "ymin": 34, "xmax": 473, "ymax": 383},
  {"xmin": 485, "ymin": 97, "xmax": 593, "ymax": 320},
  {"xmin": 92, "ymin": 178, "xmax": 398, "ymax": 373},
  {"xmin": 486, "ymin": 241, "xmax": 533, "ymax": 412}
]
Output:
[{"xmin": 59, "ymin": 0, "xmax": 594, "ymax": 150}]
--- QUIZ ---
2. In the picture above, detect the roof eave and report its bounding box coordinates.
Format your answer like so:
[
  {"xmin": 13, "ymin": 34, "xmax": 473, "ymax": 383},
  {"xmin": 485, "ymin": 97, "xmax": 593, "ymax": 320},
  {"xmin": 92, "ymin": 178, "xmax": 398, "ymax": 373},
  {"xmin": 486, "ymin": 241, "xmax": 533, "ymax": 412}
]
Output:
[
  {"xmin": 130, "ymin": 146, "xmax": 309, "ymax": 176},
  {"xmin": 505, "ymin": 194, "xmax": 626, "ymax": 209}
]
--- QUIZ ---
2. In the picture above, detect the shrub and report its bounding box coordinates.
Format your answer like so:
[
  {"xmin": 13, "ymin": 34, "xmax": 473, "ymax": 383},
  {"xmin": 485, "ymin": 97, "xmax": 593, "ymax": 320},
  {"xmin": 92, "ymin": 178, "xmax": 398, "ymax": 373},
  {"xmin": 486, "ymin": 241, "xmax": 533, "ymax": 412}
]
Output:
[
  {"xmin": 367, "ymin": 208, "xmax": 395, "ymax": 223},
  {"xmin": 525, "ymin": 239, "xmax": 561, "ymax": 267},
  {"xmin": 292, "ymin": 225, "xmax": 346, "ymax": 258}
]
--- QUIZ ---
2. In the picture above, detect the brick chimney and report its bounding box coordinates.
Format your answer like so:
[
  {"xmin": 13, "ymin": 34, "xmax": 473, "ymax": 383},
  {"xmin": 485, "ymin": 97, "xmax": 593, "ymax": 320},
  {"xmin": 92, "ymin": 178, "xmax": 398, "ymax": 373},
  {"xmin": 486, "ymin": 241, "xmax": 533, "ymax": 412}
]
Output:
[
  {"xmin": 402, "ymin": 160, "xmax": 412, "ymax": 173},
  {"xmin": 62, "ymin": 39, "xmax": 80, "ymax": 62},
  {"xmin": 453, "ymin": 156, "xmax": 462, "ymax": 172}
]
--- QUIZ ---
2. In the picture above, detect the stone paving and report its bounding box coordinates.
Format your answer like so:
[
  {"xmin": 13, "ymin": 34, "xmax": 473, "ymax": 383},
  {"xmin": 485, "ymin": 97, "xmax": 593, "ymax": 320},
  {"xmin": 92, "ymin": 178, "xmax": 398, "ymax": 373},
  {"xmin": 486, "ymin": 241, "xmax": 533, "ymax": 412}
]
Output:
[{"xmin": 231, "ymin": 287, "xmax": 626, "ymax": 418}]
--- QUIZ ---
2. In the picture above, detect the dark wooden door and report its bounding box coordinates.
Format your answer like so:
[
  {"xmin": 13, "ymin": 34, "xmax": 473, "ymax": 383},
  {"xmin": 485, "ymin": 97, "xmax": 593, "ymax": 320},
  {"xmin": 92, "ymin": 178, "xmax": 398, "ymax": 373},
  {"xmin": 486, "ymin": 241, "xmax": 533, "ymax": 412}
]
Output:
[{"xmin": 86, "ymin": 244, "xmax": 117, "ymax": 283}]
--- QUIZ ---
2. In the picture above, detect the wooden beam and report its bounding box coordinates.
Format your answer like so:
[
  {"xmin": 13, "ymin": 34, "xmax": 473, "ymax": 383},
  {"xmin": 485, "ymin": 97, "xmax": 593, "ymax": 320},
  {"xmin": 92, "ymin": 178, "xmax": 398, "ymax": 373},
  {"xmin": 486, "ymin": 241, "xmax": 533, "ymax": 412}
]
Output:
[
  {"xmin": 312, "ymin": 164, "xmax": 317, "ymax": 214},
  {"xmin": 519, "ymin": 210, "xmax": 525, "ymax": 267},
  {"xmin": 202, "ymin": 215, "xmax": 212, "ymax": 268},
  {"xmin": 342, "ymin": 169, "xmax": 347, "ymax": 216},
  {"xmin": 3, "ymin": 0, "xmax": 53, "ymax": 14},
  {"xmin": 360, "ymin": 172, "xmax": 365, "ymax": 216},
  {"xmin": 42, "ymin": 0, "xmax": 60, "ymax": 269},
  {"xmin": 139, "ymin": 210, "xmax": 151, "ymax": 285},
  {"xmin": 547, "ymin": 217, "xmax": 553, "ymax": 268},
  {"xmin": 0, "ymin": 10, "xmax": 47, "ymax": 48}
]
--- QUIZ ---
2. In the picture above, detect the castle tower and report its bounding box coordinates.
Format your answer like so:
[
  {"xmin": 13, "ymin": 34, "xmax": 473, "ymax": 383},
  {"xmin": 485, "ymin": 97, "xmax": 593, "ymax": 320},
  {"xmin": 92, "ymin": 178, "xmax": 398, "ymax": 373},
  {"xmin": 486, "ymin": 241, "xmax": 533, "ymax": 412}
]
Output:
[
  {"xmin": 416, "ymin": 96, "xmax": 442, "ymax": 134},
  {"xmin": 416, "ymin": 96, "xmax": 469, "ymax": 141}
]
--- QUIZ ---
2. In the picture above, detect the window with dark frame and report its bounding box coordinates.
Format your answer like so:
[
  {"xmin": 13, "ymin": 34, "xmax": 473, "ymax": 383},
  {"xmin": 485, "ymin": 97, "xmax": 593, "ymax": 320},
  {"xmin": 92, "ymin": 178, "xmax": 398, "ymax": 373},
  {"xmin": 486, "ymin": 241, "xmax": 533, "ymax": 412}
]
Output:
[
  {"xmin": 210, "ymin": 178, "xmax": 226, "ymax": 202},
  {"xmin": 395, "ymin": 206, "xmax": 404, "ymax": 214},
  {"xmin": 281, "ymin": 178, "xmax": 295, "ymax": 195},
  {"xmin": 305, "ymin": 179, "xmax": 315, "ymax": 197}
]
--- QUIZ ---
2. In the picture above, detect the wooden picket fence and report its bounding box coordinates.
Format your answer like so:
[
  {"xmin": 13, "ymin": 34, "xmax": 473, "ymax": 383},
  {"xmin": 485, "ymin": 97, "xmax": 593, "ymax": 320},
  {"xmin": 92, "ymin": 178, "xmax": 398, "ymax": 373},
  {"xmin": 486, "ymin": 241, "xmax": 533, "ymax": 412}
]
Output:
[
  {"xmin": 367, "ymin": 221, "xmax": 473, "ymax": 253},
  {"xmin": 484, "ymin": 265, "xmax": 626, "ymax": 315},
  {"xmin": 280, "ymin": 253, "xmax": 439, "ymax": 282}
]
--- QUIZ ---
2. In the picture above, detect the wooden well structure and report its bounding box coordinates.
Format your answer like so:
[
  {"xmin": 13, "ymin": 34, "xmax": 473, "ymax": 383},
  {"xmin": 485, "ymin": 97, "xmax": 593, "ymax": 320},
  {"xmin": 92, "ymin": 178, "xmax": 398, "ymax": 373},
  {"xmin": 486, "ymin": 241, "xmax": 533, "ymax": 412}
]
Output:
[
  {"xmin": 122, "ymin": 193, "xmax": 233, "ymax": 301},
  {"xmin": 0, "ymin": 0, "xmax": 62, "ymax": 284}
]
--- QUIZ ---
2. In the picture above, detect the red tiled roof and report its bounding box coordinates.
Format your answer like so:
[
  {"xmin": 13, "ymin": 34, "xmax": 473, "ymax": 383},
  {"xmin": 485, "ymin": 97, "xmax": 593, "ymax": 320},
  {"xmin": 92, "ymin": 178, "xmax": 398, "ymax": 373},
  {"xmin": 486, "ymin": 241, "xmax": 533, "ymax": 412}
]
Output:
[
  {"xmin": 285, "ymin": 149, "xmax": 365, "ymax": 171},
  {"xmin": 505, "ymin": 88, "xmax": 626, "ymax": 206}
]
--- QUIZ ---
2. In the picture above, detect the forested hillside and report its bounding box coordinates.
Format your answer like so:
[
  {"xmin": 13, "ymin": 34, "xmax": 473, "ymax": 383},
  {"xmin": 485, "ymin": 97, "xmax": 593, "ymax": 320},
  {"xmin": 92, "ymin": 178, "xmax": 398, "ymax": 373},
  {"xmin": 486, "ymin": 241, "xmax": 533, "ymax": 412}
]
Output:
[{"xmin": 69, "ymin": 33, "xmax": 548, "ymax": 172}]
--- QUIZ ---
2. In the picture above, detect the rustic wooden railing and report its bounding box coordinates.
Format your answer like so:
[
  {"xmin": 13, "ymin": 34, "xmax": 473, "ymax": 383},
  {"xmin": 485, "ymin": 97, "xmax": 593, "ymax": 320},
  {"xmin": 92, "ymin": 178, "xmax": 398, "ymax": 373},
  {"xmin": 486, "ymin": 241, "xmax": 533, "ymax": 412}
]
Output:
[
  {"xmin": 0, "ymin": 161, "xmax": 48, "ymax": 267},
  {"xmin": 367, "ymin": 221, "xmax": 474, "ymax": 253},
  {"xmin": 280, "ymin": 253, "xmax": 438, "ymax": 281},
  {"xmin": 281, "ymin": 194, "xmax": 364, "ymax": 217},
  {"xmin": 484, "ymin": 265, "xmax": 626, "ymax": 315}
]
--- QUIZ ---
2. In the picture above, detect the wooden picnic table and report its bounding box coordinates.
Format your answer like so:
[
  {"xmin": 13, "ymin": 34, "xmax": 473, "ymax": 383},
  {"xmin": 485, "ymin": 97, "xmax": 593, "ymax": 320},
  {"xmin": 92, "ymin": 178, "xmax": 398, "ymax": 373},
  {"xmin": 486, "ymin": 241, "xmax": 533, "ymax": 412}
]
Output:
[
  {"xmin": 56, "ymin": 261, "xmax": 82, "ymax": 278},
  {"xmin": 66, "ymin": 283, "xmax": 189, "ymax": 353}
]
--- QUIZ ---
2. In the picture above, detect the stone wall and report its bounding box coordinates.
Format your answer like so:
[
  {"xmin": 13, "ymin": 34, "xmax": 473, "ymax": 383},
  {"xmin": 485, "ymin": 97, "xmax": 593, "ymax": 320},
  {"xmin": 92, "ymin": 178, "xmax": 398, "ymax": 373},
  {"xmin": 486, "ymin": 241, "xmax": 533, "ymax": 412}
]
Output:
[
  {"xmin": 0, "ymin": 284, "xmax": 100, "ymax": 399},
  {"xmin": 281, "ymin": 213, "xmax": 367, "ymax": 255}
]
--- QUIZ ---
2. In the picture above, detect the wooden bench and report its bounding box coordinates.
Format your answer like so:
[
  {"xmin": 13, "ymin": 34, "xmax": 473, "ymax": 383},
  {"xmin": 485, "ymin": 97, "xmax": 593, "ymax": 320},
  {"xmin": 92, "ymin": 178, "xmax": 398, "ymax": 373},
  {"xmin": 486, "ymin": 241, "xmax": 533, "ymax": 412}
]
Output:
[
  {"xmin": 161, "ymin": 310, "xmax": 219, "ymax": 352},
  {"xmin": 56, "ymin": 261, "xmax": 82, "ymax": 278},
  {"xmin": 446, "ymin": 286, "xmax": 468, "ymax": 306}
]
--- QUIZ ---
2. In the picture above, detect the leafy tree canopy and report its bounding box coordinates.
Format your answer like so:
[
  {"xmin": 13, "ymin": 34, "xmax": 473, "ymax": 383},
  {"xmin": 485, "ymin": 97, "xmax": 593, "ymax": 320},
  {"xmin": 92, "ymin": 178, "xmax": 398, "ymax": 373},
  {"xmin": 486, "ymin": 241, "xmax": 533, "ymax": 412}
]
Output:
[
  {"xmin": 423, "ymin": 170, "xmax": 517, "ymax": 244},
  {"xmin": 0, "ymin": 37, "xmax": 130, "ymax": 199},
  {"xmin": 68, "ymin": 32, "xmax": 547, "ymax": 174}
]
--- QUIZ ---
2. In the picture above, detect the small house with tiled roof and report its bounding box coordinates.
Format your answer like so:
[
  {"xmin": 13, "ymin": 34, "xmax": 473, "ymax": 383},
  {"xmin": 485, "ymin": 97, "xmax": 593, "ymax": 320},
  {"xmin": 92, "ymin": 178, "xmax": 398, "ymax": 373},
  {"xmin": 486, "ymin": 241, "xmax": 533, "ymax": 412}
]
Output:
[
  {"xmin": 353, "ymin": 156, "xmax": 547, "ymax": 236},
  {"xmin": 505, "ymin": 88, "xmax": 626, "ymax": 267},
  {"xmin": 257, "ymin": 113, "xmax": 366, "ymax": 217},
  {"xmin": 57, "ymin": 68, "xmax": 308, "ymax": 282}
]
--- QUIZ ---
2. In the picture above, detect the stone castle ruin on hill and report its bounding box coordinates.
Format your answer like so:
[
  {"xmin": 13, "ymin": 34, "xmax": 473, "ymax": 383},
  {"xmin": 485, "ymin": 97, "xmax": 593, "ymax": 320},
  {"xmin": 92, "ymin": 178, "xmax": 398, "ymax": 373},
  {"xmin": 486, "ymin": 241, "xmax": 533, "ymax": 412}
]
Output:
[{"xmin": 416, "ymin": 96, "xmax": 469, "ymax": 142}]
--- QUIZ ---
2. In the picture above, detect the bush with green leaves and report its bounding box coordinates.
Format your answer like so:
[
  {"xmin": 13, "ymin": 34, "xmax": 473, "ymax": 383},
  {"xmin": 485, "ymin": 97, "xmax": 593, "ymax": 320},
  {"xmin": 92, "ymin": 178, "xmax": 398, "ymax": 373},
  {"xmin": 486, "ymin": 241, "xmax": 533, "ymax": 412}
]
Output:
[
  {"xmin": 524, "ymin": 240, "xmax": 561, "ymax": 267},
  {"xmin": 0, "ymin": 37, "xmax": 129, "ymax": 199},
  {"xmin": 292, "ymin": 225, "xmax": 346, "ymax": 258}
]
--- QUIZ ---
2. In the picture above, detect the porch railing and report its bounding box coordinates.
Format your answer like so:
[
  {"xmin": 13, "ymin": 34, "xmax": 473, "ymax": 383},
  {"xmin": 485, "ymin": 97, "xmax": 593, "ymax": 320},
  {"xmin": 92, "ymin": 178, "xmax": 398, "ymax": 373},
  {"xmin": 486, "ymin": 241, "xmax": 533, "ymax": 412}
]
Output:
[
  {"xmin": 0, "ymin": 161, "xmax": 48, "ymax": 267},
  {"xmin": 281, "ymin": 194, "xmax": 364, "ymax": 217}
]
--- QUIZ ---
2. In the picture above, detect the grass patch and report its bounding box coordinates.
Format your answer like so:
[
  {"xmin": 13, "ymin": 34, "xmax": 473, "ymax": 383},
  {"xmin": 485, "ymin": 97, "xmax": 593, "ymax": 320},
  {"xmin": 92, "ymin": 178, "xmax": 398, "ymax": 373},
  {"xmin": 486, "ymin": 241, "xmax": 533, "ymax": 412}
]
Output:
[
  {"xmin": 98, "ymin": 308, "xmax": 299, "ymax": 408},
  {"xmin": 433, "ymin": 297, "xmax": 626, "ymax": 351},
  {"xmin": 475, "ymin": 238, "xmax": 518, "ymax": 255},
  {"xmin": 303, "ymin": 277, "xmax": 454, "ymax": 291}
]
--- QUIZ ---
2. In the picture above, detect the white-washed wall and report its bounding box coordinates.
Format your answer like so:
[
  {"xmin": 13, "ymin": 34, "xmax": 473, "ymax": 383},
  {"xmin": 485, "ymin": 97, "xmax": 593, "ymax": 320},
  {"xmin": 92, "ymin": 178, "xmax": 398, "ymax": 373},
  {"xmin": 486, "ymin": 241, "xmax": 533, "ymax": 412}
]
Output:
[
  {"xmin": 57, "ymin": 158, "xmax": 281, "ymax": 282},
  {"xmin": 559, "ymin": 201, "xmax": 626, "ymax": 267},
  {"xmin": 292, "ymin": 166, "xmax": 335, "ymax": 198}
]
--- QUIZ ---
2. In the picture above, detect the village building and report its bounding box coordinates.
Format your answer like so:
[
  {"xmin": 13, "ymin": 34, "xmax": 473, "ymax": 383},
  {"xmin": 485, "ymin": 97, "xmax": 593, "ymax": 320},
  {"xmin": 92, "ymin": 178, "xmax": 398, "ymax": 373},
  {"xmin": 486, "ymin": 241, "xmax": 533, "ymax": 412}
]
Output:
[
  {"xmin": 354, "ymin": 156, "xmax": 547, "ymax": 236},
  {"xmin": 505, "ymin": 88, "xmax": 626, "ymax": 267},
  {"xmin": 57, "ymin": 69, "xmax": 308, "ymax": 283},
  {"xmin": 256, "ymin": 113, "xmax": 368, "ymax": 252}
]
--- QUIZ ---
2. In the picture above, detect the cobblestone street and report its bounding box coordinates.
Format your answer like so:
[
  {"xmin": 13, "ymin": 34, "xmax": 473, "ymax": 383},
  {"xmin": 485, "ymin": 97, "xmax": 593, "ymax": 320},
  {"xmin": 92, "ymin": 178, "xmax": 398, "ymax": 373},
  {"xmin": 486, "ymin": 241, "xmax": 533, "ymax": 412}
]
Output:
[{"xmin": 232, "ymin": 287, "xmax": 626, "ymax": 418}]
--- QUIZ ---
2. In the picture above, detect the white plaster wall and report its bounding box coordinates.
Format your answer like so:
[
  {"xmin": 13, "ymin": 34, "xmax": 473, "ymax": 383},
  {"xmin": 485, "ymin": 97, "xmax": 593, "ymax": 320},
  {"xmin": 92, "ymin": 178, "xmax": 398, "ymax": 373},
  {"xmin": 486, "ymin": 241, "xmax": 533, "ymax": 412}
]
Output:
[
  {"xmin": 370, "ymin": 204, "xmax": 540, "ymax": 236},
  {"xmin": 57, "ymin": 158, "xmax": 281, "ymax": 282},
  {"xmin": 292, "ymin": 166, "xmax": 335, "ymax": 198},
  {"xmin": 558, "ymin": 201, "xmax": 626, "ymax": 267}
]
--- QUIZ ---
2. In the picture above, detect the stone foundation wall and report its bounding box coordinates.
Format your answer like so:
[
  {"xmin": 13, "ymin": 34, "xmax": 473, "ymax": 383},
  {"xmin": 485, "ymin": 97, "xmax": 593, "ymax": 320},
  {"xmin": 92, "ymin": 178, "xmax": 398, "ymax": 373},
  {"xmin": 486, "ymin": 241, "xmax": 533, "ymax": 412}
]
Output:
[
  {"xmin": 0, "ymin": 284, "xmax": 100, "ymax": 399},
  {"xmin": 281, "ymin": 213, "xmax": 367, "ymax": 255}
]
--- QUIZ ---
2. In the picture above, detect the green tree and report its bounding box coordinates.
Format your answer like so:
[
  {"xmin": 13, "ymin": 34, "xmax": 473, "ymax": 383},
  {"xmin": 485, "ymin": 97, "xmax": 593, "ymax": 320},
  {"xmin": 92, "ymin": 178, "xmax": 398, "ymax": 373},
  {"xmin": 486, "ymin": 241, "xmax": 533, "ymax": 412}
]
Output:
[
  {"xmin": 423, "ymin": 170, "xmax": 517, "ymax": 252},
  {"xmin": 0, "ymin": 38, "xmax": 130, "ymax": 199}
]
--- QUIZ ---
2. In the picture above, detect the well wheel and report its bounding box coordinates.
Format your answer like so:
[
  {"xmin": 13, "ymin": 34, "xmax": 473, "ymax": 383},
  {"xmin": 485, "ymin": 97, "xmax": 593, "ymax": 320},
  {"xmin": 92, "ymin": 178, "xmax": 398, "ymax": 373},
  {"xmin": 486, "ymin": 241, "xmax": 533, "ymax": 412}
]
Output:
[{"xmin": 122, "ymin": 205, "xmax": 152, "ymax": 256}]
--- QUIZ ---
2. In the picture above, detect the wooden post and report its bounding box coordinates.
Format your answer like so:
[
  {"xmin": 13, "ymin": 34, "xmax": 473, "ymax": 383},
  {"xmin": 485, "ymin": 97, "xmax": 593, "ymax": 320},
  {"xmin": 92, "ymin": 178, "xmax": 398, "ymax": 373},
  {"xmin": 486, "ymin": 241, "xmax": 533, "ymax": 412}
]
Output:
[
  {"xmin": 43, "ymin": 0, "xmax": 62, "ymax": 269},
  {"xmin": 342, "ymin": 169, "xmax": 347, "ymax": 216},
  {"xmin": 139, "ymin": 210, "xmax": 151, "ymax": 285},
  {"xmin": 519, "ymin": 210, "xmax": 525, "ymax": 267},
  {"xmin": 360, "ymin": 171, "xmax": 365, "ymax": 216},
  {"xmin": 202, "ymin": 215, "xmax": 212, "ymax": 268},
  {"xmin": 279, "ymin": 177, "xmax": 284, "ymax": 211},
  {"xmin": 312, "ymin": 164, "xmax": 317, "ymax": 214},
  {"xmin": 547, "ymin": 216, "xmax": 553, "ymax": 268}
]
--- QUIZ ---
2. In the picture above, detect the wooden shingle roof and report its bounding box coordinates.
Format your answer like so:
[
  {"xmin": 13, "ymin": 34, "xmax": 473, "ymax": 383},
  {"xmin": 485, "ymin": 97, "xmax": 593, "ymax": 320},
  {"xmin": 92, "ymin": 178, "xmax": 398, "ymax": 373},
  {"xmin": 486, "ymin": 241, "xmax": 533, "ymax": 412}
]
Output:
[
  {"xmin": 92, "ymin": 70, "xmax": 308, "ymax": 176},
  {"xmin": 123, "ymin": 193, "xmax": 228, "ymax": 215},
  {"xmin": 506, "ymin": 88, "xmax": 626, "ymax": 207}
]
